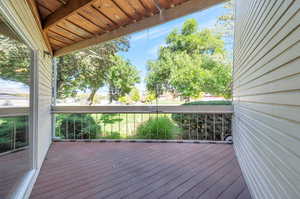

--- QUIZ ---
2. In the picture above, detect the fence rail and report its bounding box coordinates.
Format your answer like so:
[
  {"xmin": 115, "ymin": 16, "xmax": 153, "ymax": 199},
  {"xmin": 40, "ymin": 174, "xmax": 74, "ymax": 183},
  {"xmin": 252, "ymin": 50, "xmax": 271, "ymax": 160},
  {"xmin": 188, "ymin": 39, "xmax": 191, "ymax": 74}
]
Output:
[
  {"xmin": 53, "ymin": 105, "xmax": 233, "ymax": 142},
  {"xmin": 0, "ymin": 114, "xmax": 29, "ymax": 155},
  {"xmin": 52, "ymin": 105, "xmax": 233, "ymax": 113}
]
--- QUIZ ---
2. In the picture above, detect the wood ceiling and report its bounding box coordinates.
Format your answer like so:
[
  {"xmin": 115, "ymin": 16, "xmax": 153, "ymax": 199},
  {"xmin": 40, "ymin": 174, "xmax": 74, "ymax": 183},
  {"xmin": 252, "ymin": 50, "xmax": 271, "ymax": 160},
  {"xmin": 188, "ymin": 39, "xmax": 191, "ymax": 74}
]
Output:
[{"xmin": 28, "ymin": 0, "xmax": 225, "ymax": 56}]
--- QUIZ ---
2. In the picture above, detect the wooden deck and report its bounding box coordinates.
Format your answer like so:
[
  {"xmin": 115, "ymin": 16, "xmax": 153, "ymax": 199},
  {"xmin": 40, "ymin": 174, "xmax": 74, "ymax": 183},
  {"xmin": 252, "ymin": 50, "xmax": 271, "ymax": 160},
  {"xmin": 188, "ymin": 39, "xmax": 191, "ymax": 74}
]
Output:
[{"xmin": 30, "ymin": 142, "xmax": 252, "ymax": 199}]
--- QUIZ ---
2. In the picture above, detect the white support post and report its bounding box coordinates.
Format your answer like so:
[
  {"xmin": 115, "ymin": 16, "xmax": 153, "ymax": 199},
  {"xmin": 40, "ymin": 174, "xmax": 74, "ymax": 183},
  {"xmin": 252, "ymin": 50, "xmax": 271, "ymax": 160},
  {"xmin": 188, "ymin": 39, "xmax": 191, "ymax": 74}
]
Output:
[{"xmin": 51, "ymin": 58, "xmax": 57, "ymax": 139}]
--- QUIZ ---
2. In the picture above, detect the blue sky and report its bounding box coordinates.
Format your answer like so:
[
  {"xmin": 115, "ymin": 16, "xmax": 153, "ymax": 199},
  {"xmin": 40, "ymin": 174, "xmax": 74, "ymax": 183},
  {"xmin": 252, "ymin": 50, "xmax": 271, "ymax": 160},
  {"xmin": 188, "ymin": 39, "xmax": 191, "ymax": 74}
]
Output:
[{"xmin": 118, "ymin": 3, "xmax": 229, "ymax": 91}]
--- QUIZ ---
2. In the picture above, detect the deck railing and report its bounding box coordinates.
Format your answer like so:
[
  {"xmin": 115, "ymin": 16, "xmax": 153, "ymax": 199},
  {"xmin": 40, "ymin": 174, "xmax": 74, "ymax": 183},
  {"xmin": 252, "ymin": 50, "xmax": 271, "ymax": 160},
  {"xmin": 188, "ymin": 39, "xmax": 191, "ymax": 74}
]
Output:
[
  {"xmin": 52, "ymin": 105, "xmax": 233, "ymax": 142},
  {"xmin": 0, "ymin": 107, "xmax": 29, "ymax": 155}
]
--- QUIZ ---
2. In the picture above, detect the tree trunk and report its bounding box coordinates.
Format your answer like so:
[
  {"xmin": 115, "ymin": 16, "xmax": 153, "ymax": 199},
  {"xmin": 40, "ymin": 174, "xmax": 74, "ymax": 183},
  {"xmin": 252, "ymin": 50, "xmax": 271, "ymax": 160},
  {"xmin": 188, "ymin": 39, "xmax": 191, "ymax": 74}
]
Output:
[
  {"xmin": 87, "ymin": 89, "xmax": 97, "ymax": 105},
  {"xmin": 109, "ymin": 86, "xmax": 113, "ymax": 104}
]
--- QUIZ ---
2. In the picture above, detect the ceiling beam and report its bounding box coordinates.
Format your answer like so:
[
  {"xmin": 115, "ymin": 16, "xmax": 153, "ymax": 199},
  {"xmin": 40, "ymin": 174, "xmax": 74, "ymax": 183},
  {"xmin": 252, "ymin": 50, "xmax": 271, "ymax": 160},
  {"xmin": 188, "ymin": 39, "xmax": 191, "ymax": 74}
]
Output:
[
  {"xmin": 43, "ymin": 0, "xmax": 98, "ymax": 30},
  {"xmin": 26, "ymin": 0, "xmax": 52, "ymax": 54},
  {"xmin": 54, "ymin": 0, "xmax": 226, "ymax": 57}
]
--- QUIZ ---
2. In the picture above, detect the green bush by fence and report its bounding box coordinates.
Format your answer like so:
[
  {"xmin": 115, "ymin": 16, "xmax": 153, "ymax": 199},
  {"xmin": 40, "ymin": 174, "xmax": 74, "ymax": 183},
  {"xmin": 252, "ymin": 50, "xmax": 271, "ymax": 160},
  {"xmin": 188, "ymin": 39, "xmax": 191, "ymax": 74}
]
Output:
[{"xmin": 135, "ymin": 117, "xmax": 181, "ymax": 139}]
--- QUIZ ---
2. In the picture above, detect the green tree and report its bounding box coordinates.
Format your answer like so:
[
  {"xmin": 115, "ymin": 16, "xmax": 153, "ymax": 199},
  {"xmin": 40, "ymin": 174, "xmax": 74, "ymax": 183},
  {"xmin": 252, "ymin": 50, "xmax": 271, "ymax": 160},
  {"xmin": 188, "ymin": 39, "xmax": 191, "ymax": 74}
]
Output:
[
  {"xmin": 130, "ymin": 87, "xmax": 140, "ymax": 103},
  {"xmin": 56, "ymin": 53, "xmax": 83, "ymax": 99},
  {"xmin": 106, "ymin": 55, "xmax": 140, "ymax": 103},
  {"xmin": 146, "ymin": 19, "xmax": 232, "ymax": 100},
  {"xmin": 0, "ymin": 35, "xmax": 31, "ymax": 86},
  {"xmin": 78, "ymin": 37, "xmax": 130, "ymax": 105}
]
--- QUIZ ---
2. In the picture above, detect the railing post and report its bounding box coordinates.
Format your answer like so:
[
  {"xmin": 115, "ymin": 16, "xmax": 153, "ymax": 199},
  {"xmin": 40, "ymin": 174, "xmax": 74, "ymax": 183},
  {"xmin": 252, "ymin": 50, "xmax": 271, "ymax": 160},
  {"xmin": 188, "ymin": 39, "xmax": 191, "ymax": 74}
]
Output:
[{"xmin": 51, "ymin": 57, "xmax": 57, "ymax": 139}]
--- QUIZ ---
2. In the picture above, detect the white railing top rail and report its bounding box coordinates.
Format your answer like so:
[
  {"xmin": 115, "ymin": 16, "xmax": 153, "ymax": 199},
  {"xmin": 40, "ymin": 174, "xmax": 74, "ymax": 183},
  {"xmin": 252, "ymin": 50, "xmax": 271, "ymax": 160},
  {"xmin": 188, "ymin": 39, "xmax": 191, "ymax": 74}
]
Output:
[
  {"xmin": 0, "ymin": 107, "xmax": 29, "ymax": 117},
  {"xmin": 52, "ymin": 105, "xmax": 233, "ymax": 114}
]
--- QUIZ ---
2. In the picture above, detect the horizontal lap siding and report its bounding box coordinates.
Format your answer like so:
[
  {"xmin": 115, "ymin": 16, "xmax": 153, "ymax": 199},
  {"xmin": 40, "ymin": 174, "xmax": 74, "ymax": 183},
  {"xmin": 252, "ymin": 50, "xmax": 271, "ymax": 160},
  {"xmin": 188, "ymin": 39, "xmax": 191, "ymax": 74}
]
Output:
[
  {"xmin": 233, "ymin": 0, "xmax": 300, "ymax": 199},
  {"xmin": 37, "ymin": 51, "xmax": 52, "ymax": 168}
]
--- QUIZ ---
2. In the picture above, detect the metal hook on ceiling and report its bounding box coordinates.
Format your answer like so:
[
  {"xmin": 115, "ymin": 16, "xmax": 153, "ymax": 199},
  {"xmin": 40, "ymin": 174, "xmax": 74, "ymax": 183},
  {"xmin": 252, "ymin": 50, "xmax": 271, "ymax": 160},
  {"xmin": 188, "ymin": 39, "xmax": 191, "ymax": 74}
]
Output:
[{"xmin": 151, "ymin": 0, "xmax": 164, "ymax": 21}]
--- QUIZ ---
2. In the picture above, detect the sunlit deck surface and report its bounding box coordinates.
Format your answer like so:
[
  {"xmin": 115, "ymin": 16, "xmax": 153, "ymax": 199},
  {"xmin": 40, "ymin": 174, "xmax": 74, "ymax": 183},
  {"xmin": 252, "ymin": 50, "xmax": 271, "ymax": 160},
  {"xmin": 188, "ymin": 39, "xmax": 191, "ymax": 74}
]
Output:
[{"xmin": 30, "ymin": 142, "xmax": 252, "ymax": 199}]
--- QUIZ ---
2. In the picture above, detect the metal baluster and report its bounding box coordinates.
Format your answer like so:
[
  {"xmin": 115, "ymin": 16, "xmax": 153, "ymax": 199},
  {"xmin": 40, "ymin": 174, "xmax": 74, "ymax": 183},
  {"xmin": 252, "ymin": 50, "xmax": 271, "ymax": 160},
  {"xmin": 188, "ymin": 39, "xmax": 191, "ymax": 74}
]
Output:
[
  {"xmin": 141, "ymin": 113, "xmax": 143, "ymax": 124},
  {"xmin": 88, "ymin": 116, "xmax": 91, "ymax": 139},
  {"xmin": 110, "ymin": 114, "xmax": 113, "ymax": 137},
  {"xmin": 66, "ymin": 117, "xmax": 69, "ymax": 139},
  {"xmin": 213, "ymin": 114, "xmax": 216, "ymax": 141},
  {"xmin": 58, "ymin": 117, "xmax": 61, "ymax": 138},
  {"xmin": 181, "ymin": 113, "xmax": 183, "ymax": 140},
  {"xmin": 222, "ymin": 114, "xmax": 225, "ymax": 141},
  {"xmin": 73, "ymin": 117, "xmax": 75, "ymax": 139},
  {"xmin": 81, "ymin": 114, "xmax": 84, "ymax": 139},
  {"xmin": 118, "ymin": 113, "xmax": 121, "ymax": 137},
  {"xmin": 130, "ymin": 113, "xmax": 135, "ymax": 136},
  {"xmin": 196, "ymin": 113, "xmax": 199, "ymax": 140},
  {"xmin": 164, "ymin": 114, "xmax": 167, "ymax": 139},
  {"xmin": 156, "ymin": 112, "xmax": 158, "ymax": 139},
  {"xmin": 205, "ymin": 115, "xmax": 208, "ymax": 140},
  {"xmin": 13, "ymin": 120, "xmax": 16, "ymax": 150},
  {"xmin": 96, "ymin": 114, "xmax": 99, "ymax": 138},
  {"xmin": 148, "ymin": 113, "xmax": 151, "ymax": 139},
  {"xmin": 126, "ymin": 113, "xmax": 128, "ymax": 138},
  {"xmin": 189, "ymin": 114, "xmax": 191, "ymax": 140},
  {"xmin": 104, "ymin": 114, "xmax": 106, "ymax": 137}
]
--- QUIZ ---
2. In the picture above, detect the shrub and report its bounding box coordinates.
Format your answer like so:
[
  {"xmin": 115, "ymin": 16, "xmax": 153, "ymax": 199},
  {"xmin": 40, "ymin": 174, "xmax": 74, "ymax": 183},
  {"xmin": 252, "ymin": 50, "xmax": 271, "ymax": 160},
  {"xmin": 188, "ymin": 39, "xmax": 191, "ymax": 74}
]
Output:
[
  {"xmin": 0, "ymin": 116, "xmax": 28, "ymax": 153},
  {"xmin": 136, "ymin": 117, "xmax": 181, "ymax": 139},
  {"xmin": 56, "ymin": 114, "xmax": 99, "ymax": 139},
  {"xmin": 171, "ymin": 100, "xmax": 232, "ymax": 140}
]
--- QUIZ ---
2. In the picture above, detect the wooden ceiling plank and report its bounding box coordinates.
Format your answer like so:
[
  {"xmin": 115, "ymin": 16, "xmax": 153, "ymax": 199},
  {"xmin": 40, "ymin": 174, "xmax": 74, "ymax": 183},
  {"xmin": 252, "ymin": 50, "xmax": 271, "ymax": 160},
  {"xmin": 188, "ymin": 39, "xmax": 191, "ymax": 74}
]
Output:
[
  {"xmin": 49, "ymin": 37, "xmax": 67, "ymax": 47},
  {"xmin": 112, "ymin": 0, "xmax": 141, "ymax": 20},
  {"xmin": 111, "ymin": 0, "xmax": 136, "ymax": 20},
  {"xmin": 138, "ymin": 0, "xmax": 154, "ymax": 16},
  {"xmin": 49, "ymin": 25, "xmax": 84, "ymax": 41},
  {"xmin": 54, "ymin": 0, "xmax": 225, "ymax": 57},
  {"xmin": 37, "ymin": 0, "xmax": 63, "ymax": 12},
  {"xmin": 92, "ymin": 0, "xmax": 131, "ymax": 26},
  {"xmin": 157, "ymin": 0, "xmax": 172, "ymax": 9},
  {"xmin": 43, "ymin": 0, "xmax": 99, "ymax": 30},
  {"xmin": 57, "ymin": 19, "xmax": 93, "ymax": 38},
  {"xmin": 37, "ymin": 4, "xmax": 52, "ymax": 19},
  {"xmin": 126, "ymin": 0, "xmax": 147, "ymax": 16},
  {"xmin": 90, "ymin": 5, "xmax": 119, "ymax": 28},
  {"xmin": 172, "ymin": 0, "xmax": 188, "ymax": 5},
  {"xmin": 51, "ymin": 44, "xmax": 61, "ymax": 51},
  {"xmin": 67, "ymin": 13, "xmax": 104, "ymax": 34},
  {"xmin": 142, "ymin": 0, "xmax": 159, "ymax": 14},
  {"xmin": 78, "ymin": 7, "xmax": 114, "ymax": 31},
  {"xmin": 47, "ymin": 30, "xmax": 74, "ymax": 44}
]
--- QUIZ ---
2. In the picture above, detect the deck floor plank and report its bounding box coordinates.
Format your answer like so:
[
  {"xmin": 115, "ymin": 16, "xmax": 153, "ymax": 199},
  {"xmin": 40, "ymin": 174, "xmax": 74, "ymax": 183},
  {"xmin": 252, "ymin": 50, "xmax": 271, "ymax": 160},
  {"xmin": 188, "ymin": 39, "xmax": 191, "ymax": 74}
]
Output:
[{"xmin": 30, "ymin": 142, "xmax": 252, "ymax": 199}]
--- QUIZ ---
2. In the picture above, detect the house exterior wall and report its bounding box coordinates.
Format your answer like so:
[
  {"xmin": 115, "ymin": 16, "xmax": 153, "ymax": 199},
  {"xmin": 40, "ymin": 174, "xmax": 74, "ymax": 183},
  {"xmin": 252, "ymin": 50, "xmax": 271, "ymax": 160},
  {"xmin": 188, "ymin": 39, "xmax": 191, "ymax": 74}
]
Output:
[
  {"xmin": 233, "ymin": 0, "xmax": 300, "ymax": 199},
  {"xmin": 1, "ymin": 0, "xmax": 53, "ymax": 169}
]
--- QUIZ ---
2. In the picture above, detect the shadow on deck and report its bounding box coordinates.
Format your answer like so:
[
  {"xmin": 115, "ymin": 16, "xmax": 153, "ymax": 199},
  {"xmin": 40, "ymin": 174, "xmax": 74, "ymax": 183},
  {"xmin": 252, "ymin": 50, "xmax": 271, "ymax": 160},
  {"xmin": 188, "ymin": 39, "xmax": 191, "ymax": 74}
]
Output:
[{"xmin": 30, "ymin": 142, "xmax": 252, "ymax": 199}]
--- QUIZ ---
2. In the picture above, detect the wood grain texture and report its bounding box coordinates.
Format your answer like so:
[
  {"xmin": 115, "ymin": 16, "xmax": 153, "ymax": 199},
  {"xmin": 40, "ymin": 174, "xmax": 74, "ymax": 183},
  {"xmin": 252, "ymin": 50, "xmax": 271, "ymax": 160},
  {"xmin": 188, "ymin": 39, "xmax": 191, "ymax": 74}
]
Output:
[{"xmin": 29, "ymin": 142, "xmax": 251, "ymax": 199}]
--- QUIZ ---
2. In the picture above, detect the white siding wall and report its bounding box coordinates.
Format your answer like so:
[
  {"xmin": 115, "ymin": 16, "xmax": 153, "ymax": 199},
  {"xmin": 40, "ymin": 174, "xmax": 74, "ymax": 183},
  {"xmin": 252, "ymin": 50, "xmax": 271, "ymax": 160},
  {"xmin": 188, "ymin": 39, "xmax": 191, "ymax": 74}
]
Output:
[
  {"xmin": 1, "ymin": 0, "xmax": 53, "ymax": 168},
  {"xmin": 36, "ymin": 51, "xmax": 52, "ymax": 168},
  {"xmin": 233, "ymin": 0, "xmax": 300, "ymax": 199}
]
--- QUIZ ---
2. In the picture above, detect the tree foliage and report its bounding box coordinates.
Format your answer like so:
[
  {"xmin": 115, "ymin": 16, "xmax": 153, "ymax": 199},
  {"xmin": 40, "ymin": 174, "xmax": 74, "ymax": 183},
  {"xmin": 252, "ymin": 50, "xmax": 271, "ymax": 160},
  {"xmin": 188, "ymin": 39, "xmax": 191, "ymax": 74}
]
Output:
[
  {"xmin": 130, "ymin": 87, "xmax": 141, "ymax": 102},
  {"xmin": 0, "ymin": 35, "xmax": 31, "ymax": 86},
  {"xmin": 146, "ymin": 19, "xmax": 232, "ymax": 100},
  {"xmin": 106, "ymin": 55, "xmax": 140, "ymax": 103},
  {"xmin": 56, "ymin": 37, "xmax": 140, "ymax": 105}
]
